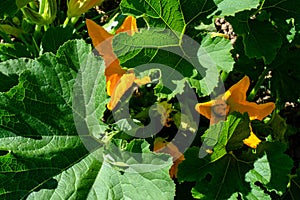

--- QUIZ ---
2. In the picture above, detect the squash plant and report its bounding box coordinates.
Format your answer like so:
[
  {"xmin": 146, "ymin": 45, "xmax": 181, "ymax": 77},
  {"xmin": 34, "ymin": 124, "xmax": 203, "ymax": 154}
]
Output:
[{"xmin": 0, "ymin": 0, "xmax": 300, "ymax": 199}]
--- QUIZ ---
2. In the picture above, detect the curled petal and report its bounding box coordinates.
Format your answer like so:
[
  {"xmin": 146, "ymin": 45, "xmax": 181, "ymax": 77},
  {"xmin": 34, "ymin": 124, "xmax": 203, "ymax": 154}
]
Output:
[
  {"xmin": 107, "ymin": 73, "xmax": 136, "ymax": 110},
  {"xmin": 154, "ymin": 138, "xmax": 184, "ymax": 178},
  {"xmin": 230, "ymin": 101, "xmax": 275, "ymax": 121},
  {"xmin": 169, "ymin": 154, "xmax": 185, "ymax": 178},
  {"xmin": 107, "ymin": 73, "xmax": 151, "ymax": 110},
  {"xmin": 134, "ymin": 76, "xmax": 151, "ymax": 86},
  {"xmin": 243, "ymin": 131, "xmax": 261, "ymax": 149},
  {"xmin": 225, "ymin": 76, "xmax": 250, "ymax": 103},
  {"xmin": 106, "ymin": 73, "xmax": 124, "ymax": 97},
  {"xmin": 116, "ymin": 16, "xmax": 138, "ymax": 35}
]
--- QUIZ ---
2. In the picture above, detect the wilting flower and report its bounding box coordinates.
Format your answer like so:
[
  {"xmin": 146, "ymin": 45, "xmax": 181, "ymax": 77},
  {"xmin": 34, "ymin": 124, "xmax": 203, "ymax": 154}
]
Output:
[
  {"xmin": 67, "ymin": 0, "xmax": 104, "ymax": 17},
  {"xmin": 195, "ymin": 76, "xmax": 275, "ymax": 148},
  {"xmin": 154, "ymin": 138, "xmax": 185, "ymax": 178},
  {"xmin": 86, "ymin": 16, "xmax": 150, "ymax": 110}
]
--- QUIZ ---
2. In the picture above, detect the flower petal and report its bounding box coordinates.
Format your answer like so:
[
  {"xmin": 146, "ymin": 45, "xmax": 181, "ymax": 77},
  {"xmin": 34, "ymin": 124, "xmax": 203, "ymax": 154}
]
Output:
[
  {"xmin": 107, "ymin": 73, "xmax": 136, "ymax": 110},
  {"xmin": 195, "ymin": 101, "xmax": 214, "ymax": 120},
  {"xmin": 86, "ymin": 19, "xmax": 126, "ymax": 96},
  {"xmin": 134, "ymin": 76, "xmax": 151, "ymax": 86},
  {"xmin": 116, "ymin": 16, "xmax": 138, "ymax": 35},
  {"xmin": 86, "ymin": 19, "xmax": 113, "ymax": 56},
  {"xmin": 226, "ymin": 76, "xmax": 250, "ymax": 102},
  {"xmin": 154, "ymin": 138, "xmax": 184, "ymax": 178},
  {"xmin": 243, "ymin": 131, "xmax": 261, "ymax": 149},
  {"xmin": 106, "ymin": 73, "xmax": 124, "ymax": 96},
  {"xmin": 230, "ymin": 101, "xmax": 275, "ymax": 121}
]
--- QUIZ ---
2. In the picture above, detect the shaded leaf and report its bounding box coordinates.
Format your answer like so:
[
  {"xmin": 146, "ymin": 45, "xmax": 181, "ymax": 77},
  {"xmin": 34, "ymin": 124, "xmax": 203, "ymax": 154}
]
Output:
[
  {"xmin": 0, "ymin": 43, "xmax": 31, "ymax": 62},
  {"xmin": 282, "ymin": 168, "xmax": 300, "ymax": 200},
  {"xmin": 178, "ymin": 147, "xmax": 253, "ymax": 199},
  {"xmin": 41, "ymin": 26, "xmax": 74, "ymax": 54},
  {"xmin": 227, "ymin": 12, "xmax": 282, "ymax": 64},
  {"xmin": 0, "ymin": 0, "xmax": 18, "ymax": 18}
]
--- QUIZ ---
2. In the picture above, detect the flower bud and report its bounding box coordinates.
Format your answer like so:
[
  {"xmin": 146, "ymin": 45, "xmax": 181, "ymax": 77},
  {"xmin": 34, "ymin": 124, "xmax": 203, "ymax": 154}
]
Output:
[
  {"xmin": 41, "ymin": 0, "xmax": 57, "ymax": 25},
  {"xmin": 67, "ymin": 0, "xmax": 104, "ymax": 17},
  {"xmin": 22, "ymin": 7, "xmax": 46, "ymax": 25},
  {"xmin": 21, "ymin": 0, "xmax": 57, "ymax": 25}
]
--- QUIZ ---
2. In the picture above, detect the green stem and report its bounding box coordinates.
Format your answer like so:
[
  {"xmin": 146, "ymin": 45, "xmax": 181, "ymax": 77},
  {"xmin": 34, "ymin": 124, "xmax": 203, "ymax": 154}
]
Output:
[
  {"xmin": 70, "ymin": 16, "xmax": 80, "ymax": 25},
  {"xmin": 34, "ymin": 24, "xmax": 42, "ymax": 40},
  {"xmin": 43, "ymin": 25, "xmax": 49, "ymax": 31},
  {"xmin": 220, "ymin": 71, "xmax": 229, "ymax": 82},
  {"xmin": 29, "ymin": 1, "xmax": 38, "ymax": 10},
  {"xmin": 63, "ymin": 17, "xmax": 71, "ymax": 28},
  {"xmin": 39, "ymin": 0, "xmax": 46, "ymax": 14},
  {"xmin": 247, "ymin": 68, "xmax": 269, "ymax": 101}
]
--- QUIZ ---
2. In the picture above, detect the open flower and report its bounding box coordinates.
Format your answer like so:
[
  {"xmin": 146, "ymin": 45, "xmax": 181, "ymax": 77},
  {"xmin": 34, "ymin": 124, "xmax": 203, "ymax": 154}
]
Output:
[
  {"xmin": 154, "ymin": 138, "xmax": 185, "ymax": 178},
  {"xmin": 86, "ymin": 16, "xmax": 150, "ymax": 109},
  {"xmin": 195, "ymin": 76, "xmax": 275, "ymax": 148},
  {"xmin": 67, "ymin": 0, "xmax": 104, "ymax": 17}
]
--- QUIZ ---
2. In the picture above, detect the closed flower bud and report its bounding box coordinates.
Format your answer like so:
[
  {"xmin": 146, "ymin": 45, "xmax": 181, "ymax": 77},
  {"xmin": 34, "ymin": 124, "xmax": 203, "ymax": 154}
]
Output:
[
  {"xmin": 67, "ymin": 0, "xmax": 104, "ymax": 17},
  {"xmin": 21, "ymin": 0, "xmax": 57, "ymax": 25}
]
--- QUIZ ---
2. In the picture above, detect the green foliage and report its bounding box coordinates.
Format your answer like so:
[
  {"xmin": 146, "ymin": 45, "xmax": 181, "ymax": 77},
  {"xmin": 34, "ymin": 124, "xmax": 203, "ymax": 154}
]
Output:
[
  {"xmin": 0, "ymin": 43, "xmax": 31, "ymax": 62},
  {"xmin": 282, "ymin": 168, "xmax": 300, "ymax": 200},
  {"xmin": 0, "ymin": 0, "xmax": 18, "ymax": 18},
  {"xmin": 1, "ymin": 0, "xmax": 299, "ymax": 199}
]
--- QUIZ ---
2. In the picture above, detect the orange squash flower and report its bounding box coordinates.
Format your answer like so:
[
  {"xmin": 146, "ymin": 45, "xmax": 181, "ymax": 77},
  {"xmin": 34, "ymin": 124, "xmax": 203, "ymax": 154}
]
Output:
[
  {"xmin": 86, "ymin": 16, "xmax": 150, "ymax": 109},
  {"xmin": 195, "ymin": 76, "xmax": 275, "ymax": 148},
  {"xmin": 154, "ymin": 138, "xmax": 185, "ymax": 178}
]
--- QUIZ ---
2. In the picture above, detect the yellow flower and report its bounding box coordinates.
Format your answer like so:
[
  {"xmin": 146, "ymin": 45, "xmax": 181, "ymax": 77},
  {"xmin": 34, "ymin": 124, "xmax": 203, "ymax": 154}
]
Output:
[
  {"xmin": 195, "ymin": 76, "xmax": 275, "ymax": 148},
  {"xmin": 154, "ymin": 138, "xmax": 185, "ymax": 178},
  {"xmin": 243, "ymin": 129, "xmax": 261, "ymax": 149},
  {"xmin": 86, "ymin": 16, "xmax": 150, "ymax": 110},
  {"xmin": 67, "ymin": 0, "xmax": 104, "ymax": 17}
]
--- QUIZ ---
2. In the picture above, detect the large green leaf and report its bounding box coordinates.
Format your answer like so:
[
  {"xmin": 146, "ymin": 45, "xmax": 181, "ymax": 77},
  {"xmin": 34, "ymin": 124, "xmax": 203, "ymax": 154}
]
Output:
[
  {"xmin": 118, "ymin": 0, "xmax": 238, "ymax": 96},
  {"xmin": 213, "ymin": 0, "xmax": 260, "ymax": 17},
  {"xmin": 113, "ymin": 29, "xmax": 234, "ymax": 96},
  {"xmin": 198, "ymin": 34, "xmax": 234, "ymax": 95},
  {"xmin": 270, "ymin": 46, "xmax": 300, "ymax": 105},
  {"xmin": 246, "ymin": 142, "xmax": 293, "ymax": 198},
  {"xmin": 41, "ymin": 26, "xmax": 74, "ymax": 54},
  {"xmin": 178, "ymin": 113, "xmax": 252, "ymax": 199},
  {"xmin": 26, "ymin": 148, "xmax": 103, "ymax": 200},
  {"xmin": 0, "ymin": 135, "xmax": 89, "ymax": 199},
  {"xmin": 0, "ymin": 39, "xmax": 107, "ymax": 199},
  {"xmin": 178, "ymin": 147, "xmax": 253, "ymax": 199},
  {"xmin": 91, "ymin": 139, "xmax": 175, "ymax": 200},
  {"xmin": 227, "ymin": 12, "xmax": 283, "ymax": 64},
  {"xmin": 198, "ymin": 112, "xmax": 250, "ymax": 160},
  {"xmin": 263, "ymin": 0, "xmax": 300, "ymax": 21},
  {"xmin": 0, "ymin": 39, "xmax": 177, "ymax": 199},
  {"xmin": 178, "ymin": 111, "xmax": 293, "ymax": 199}
]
